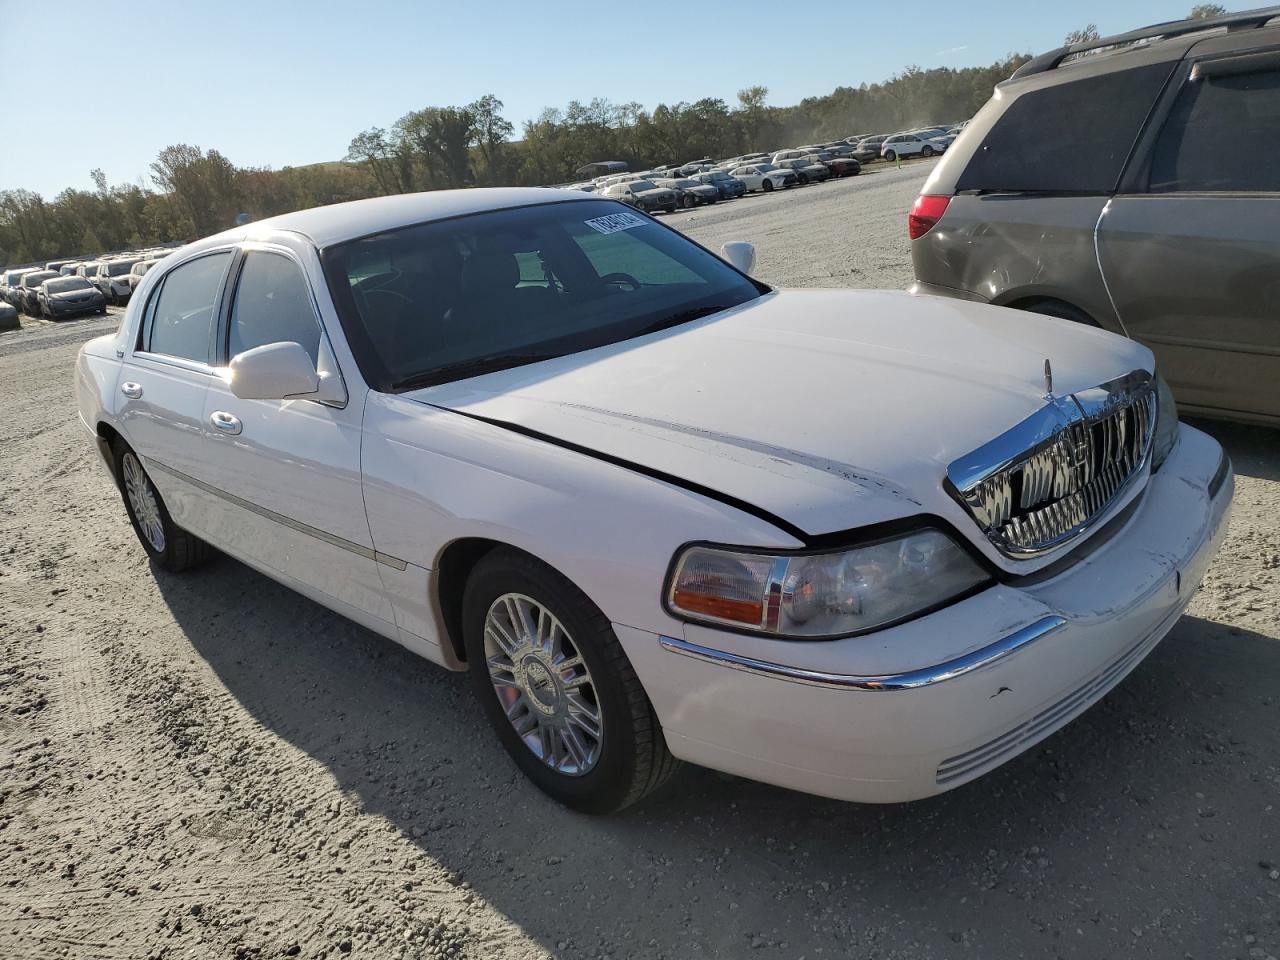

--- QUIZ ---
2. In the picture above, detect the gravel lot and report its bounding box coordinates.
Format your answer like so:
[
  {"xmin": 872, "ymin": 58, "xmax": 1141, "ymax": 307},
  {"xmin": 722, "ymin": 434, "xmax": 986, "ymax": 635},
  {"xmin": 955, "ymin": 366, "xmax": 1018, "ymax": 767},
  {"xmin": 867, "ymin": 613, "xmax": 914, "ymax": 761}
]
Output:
[{"xmin": 2, "ymin": 164, "xmax": 1279, "ymax": 960}]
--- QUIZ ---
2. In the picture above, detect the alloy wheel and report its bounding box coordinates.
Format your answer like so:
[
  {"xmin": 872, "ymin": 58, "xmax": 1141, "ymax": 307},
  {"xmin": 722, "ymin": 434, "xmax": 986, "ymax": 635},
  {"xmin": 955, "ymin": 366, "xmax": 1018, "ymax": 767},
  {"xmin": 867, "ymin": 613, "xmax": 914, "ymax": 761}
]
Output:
[
  {"xmin": 122, "ymin": 452, "xmax": 166, "ymax": 552},
  {"xmin": 483, "ymin": 592, "xmax": 603, "ymax": 776}
]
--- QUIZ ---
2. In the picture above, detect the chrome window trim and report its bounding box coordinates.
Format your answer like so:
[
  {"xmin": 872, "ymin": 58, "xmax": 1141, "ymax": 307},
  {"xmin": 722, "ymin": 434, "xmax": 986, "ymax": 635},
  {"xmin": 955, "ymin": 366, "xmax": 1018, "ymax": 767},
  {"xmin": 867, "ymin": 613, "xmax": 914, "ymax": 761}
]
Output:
[
  {"xmin": 658, "ymin": 615, "xmax": 1067, "ymax": 691},
  {"xmin": 144, "ymin": 456, "xmax": 406, "ymax": 571},
  {"xmin": 128, "ymin": 351, "xmax": 216, "ymax": 377}
]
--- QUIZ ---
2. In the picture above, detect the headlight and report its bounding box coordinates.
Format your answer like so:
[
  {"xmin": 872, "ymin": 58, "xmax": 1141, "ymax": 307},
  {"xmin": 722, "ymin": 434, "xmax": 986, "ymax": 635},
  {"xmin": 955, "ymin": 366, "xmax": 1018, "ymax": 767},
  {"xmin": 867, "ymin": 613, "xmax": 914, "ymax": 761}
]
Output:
[
  {"xmin": 1152, "ymin": 373, "xmax": 1179, "ymax": 470},
  {"xmin": 666, "ymin": 528, "xmax": 990, "ymax": 638}
]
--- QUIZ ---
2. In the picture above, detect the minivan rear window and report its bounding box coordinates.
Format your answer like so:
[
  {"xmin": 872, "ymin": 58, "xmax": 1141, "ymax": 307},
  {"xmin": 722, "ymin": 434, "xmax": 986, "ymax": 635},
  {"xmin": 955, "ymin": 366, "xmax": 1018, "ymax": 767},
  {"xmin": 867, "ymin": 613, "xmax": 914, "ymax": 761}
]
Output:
[{"xmin": 957, "ymin": 63, "xmax": 1175, "ymax": 194}]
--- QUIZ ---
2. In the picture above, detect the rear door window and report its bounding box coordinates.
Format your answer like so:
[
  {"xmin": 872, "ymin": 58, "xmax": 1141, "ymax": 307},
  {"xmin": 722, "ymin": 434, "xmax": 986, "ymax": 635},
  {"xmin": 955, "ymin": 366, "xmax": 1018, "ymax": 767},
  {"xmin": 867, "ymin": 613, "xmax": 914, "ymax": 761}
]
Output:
[
  {"xmin": 1148, "ymin": 62, "xmax": 1280, "ymax": 192},
  {"xmin": 957, "ymin": 62, "xmax": 1175, "ymax": 194},
  {"xmin": 143, "ymin": 252, "xmax": 232, "ymax": 364}
]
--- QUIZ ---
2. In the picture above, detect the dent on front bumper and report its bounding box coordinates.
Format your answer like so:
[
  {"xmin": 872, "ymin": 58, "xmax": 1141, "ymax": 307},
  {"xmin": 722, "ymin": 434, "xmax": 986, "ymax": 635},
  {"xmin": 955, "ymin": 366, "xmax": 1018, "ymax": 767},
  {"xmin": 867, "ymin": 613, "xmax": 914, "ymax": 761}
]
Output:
[{"xmin": 616, "ymin": 424, "xmax": 1232, "ymax": 803}]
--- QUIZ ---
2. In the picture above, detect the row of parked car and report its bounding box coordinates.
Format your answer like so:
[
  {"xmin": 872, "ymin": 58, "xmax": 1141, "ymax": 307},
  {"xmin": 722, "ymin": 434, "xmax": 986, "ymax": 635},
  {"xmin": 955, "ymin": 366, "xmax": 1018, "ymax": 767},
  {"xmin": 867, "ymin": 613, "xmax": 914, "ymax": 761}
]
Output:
[
  {"xmin": 0, "ymin": 246, "xmax": 182, "ymax": 322},
  {"xmin": 561, "ymin": 123, "xmax": 967, "ymax": 211}
]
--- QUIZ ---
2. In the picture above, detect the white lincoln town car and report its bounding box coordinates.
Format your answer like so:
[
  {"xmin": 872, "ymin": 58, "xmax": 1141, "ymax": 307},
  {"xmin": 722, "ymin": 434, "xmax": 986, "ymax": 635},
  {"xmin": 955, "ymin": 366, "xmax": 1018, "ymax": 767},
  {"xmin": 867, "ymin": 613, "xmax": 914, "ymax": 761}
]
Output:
[{"xmin": 75, "ymin": 189, "xmax": 1233, "ymax": 813}]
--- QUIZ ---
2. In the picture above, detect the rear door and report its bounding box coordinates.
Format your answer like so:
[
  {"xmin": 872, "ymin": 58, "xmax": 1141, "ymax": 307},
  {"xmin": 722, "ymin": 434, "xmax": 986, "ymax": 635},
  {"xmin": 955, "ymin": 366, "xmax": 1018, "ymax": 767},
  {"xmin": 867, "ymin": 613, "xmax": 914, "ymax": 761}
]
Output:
[
  {"xmin": 118, "ymin": 250, "xmax": 234, "ymax": 533},
  {"xmin": 1098, "ymin": 50, "xmax": 1280, "ymax": 420}
]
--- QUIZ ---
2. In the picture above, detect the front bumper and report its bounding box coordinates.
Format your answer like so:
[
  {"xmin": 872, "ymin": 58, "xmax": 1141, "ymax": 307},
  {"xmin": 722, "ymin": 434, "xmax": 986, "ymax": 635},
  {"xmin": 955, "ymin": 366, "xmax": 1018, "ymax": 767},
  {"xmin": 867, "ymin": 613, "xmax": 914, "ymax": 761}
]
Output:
[{"xmin": 616, "ymin": 424, "xmax": 1232, "ymax": 803}]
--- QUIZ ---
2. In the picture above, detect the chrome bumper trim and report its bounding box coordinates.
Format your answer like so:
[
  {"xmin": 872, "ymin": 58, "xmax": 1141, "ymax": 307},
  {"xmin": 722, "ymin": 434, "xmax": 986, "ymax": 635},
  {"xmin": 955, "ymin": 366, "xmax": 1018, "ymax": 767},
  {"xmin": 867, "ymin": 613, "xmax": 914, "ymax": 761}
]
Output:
[
  {"xmin": 143, "ymin": 456, "xmax": 408, "ymax": 571},
  {"xmin": 658, "ymin": 615, "xmax": 1068, "ymax": 691}
]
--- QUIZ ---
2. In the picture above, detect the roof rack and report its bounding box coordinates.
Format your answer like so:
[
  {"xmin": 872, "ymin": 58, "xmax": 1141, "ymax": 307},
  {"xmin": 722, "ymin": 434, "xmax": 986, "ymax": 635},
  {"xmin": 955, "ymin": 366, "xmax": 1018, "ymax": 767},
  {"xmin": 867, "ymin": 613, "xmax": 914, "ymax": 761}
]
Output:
[{"xmin": 1011, "ymin": 5, "xmax": 1280, "ymax": 78}]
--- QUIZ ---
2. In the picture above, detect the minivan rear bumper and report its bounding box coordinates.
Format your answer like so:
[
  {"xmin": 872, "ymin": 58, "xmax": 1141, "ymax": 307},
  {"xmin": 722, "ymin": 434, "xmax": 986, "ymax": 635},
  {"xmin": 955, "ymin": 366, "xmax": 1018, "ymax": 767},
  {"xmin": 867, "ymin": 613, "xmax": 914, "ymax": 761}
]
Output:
[{"xmin": 907, "ymin": 280, "xmax": 989, "ymax": 302}]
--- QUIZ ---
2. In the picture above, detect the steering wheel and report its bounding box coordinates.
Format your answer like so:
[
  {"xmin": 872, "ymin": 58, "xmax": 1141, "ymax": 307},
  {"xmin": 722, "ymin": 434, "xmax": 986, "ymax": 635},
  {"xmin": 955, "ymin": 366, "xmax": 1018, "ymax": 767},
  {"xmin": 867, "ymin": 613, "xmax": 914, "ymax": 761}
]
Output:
[{"xmin": 599, "ymin": 272, "xmax": 641, "ymax": 291}]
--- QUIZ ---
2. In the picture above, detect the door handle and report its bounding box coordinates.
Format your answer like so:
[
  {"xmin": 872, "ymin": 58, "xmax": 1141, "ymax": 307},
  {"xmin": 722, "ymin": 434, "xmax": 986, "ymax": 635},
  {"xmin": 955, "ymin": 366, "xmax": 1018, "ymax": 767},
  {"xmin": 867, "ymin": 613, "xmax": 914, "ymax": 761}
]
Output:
[
  {"xmin": 120, "ymin": 381, "xmax": 142, "ymax": 399},
  {"xmin": 209, "ymin": 411, "xmax": 243, "ymax": 436}
]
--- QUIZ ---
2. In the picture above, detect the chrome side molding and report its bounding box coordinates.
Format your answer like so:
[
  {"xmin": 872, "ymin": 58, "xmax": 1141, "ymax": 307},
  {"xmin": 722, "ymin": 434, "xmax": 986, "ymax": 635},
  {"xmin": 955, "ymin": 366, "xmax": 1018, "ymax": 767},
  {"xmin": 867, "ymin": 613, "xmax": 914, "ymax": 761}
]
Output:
[{"xmin": 658, "ymin": 615, "xmax": 1068, "ymax": 691}]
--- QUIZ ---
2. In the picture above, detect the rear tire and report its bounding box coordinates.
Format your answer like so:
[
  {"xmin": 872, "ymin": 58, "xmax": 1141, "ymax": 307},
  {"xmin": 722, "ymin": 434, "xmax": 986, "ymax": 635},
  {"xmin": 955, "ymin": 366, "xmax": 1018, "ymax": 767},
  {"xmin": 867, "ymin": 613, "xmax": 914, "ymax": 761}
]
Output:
[
  {"xmin": 462, "ymin": 548, "xmax": 679, "ymax": 814},
  {"xmin": 112, "ymin": 440, "xmax": 212, "ymax": 572}
]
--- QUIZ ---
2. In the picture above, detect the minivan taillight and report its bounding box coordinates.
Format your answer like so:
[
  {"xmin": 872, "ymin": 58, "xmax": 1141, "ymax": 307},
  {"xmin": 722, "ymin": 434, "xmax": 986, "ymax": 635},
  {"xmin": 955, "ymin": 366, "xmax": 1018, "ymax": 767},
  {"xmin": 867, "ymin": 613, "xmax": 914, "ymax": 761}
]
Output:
[{"xmin": 908, "ymin": 195, "xmax": 950, "ymax": 240}]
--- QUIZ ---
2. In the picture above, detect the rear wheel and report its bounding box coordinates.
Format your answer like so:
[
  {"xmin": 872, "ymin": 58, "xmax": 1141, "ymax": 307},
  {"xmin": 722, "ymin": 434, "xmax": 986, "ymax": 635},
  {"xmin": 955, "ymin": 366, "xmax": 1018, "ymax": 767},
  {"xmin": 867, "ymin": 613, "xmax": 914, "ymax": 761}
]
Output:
[
  {"xmin": 113, "ymin": 440, "xmax": 211, "ymax": 572},
  {"xmin": 463, "ymin": 548, "xmax": 679, "ymax": 813}
]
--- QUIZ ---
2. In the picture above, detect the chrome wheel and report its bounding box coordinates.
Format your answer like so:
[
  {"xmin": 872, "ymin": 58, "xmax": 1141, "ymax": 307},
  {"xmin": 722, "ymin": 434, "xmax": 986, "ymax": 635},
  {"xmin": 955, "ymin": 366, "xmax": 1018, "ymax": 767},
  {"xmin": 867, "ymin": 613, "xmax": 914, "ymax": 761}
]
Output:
[
  {"xmin": 122, "ymin": 452, "xmax": 165, "ymax": 552},
  {"xmin": 484, "ymin": 593, "xmax": 602, "ymax": 776}
]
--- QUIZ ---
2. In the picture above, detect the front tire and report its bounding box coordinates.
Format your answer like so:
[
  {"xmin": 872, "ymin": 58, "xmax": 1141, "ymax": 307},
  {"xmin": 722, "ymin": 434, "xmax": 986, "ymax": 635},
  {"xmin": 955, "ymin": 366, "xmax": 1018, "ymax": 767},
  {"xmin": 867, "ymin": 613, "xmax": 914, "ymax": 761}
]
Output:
[
  {"xmin": 762, "ymin": 179, "xmax": 774, "ymax": 192},
  {"xmin": 113, "ymin": 440, "xmax": 211, "ymax": 572},
  {"xmin": 462, "ymin": 548, "xmax": 679, "ymax": 814},
  {"xmin": 884, "ymin": 150, "xmax": 897, "ymax": 162},
  {"xmin": 921, "ymin": 145, "xmax": 935, "ymax": 157}
]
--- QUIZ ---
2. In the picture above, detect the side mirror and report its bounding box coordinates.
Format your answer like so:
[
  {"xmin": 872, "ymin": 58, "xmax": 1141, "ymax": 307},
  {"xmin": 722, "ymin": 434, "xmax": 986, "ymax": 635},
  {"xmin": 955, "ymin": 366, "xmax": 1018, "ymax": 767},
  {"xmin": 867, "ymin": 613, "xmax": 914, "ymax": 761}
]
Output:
[
  {"xmin": 229, "ymin": 341, "xmax": 319, "ymax": 400},
  {"xmin": 721, "ymin": 241, "xmax": 756, "ymax": 276}
]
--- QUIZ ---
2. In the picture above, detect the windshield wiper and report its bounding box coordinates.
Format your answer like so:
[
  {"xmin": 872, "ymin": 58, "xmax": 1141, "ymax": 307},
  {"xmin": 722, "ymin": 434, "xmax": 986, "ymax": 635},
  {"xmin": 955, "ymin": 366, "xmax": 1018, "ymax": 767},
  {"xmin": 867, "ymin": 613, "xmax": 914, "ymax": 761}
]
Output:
[
  {"xmin": 389, "ymin": 353, "xmax": 555, "ymax": 392},
  {"xmin": 634, "ymin": 304, "xmax": 728, "ymax": 337}
]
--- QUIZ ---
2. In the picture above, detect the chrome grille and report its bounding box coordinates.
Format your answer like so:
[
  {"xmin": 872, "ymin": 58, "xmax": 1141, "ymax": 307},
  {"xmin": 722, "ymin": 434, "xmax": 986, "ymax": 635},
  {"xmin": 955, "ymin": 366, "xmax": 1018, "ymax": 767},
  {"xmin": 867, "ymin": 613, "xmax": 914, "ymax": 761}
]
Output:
[{"xmin": 947, "ymin": 371, "xmax": 1157, "ymax": 558}]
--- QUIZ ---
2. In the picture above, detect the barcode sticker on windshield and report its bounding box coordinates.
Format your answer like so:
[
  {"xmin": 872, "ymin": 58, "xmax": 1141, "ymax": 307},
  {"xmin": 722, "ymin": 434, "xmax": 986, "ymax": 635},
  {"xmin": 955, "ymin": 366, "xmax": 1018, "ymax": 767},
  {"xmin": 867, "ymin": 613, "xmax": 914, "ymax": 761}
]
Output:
[{"xmin": 584, "ymin": 211, "xmax": 647, "ymax": 235}]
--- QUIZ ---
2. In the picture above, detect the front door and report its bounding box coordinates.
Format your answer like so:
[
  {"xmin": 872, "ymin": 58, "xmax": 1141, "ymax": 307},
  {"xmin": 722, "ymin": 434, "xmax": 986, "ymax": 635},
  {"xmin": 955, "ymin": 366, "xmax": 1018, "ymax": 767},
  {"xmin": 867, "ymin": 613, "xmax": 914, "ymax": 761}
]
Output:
[
  {"xmin": 196, "ymin": 246, "xmax": 395, "ymax": 626},
  {"xmin": 1098, "ymin": 53, "xmax": 1280, "ymax": 420}
]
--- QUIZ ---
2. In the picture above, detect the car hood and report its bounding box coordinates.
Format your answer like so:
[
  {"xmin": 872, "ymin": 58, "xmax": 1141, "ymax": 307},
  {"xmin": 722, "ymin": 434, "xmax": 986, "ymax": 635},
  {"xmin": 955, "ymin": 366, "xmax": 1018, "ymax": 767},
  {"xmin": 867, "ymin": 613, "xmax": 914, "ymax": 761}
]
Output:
[{"xmin": 409, "ymin": 290, "xmax": 1151, "ymax": 564}]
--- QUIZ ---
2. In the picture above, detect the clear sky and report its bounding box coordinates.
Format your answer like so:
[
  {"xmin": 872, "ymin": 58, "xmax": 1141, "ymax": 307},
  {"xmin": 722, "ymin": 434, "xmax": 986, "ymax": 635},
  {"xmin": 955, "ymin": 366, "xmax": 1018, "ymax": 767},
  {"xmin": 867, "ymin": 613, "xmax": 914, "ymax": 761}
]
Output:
[{"xmin": 6, "ymin": 0, "xmax": 1187, "ymax": 197}]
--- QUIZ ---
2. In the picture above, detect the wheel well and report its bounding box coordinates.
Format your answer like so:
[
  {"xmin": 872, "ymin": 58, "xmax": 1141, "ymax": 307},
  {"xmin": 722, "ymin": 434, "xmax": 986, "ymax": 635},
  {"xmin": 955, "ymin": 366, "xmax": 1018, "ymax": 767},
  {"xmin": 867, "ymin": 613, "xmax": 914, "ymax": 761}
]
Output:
[
  {"xmin": 95, "ymin": 421, "xmax": 123, "ymax": 478},
  {"xmin": 1000, "ymin": 296, "xmax": 1098, "ymax": 327},
  {"xmin": 435, "ymin": 537, "xmax": 505, "ymax": 664},
  {"xmin": 96, "ymin": 421, "xmax": 121, "ymax": 446}
]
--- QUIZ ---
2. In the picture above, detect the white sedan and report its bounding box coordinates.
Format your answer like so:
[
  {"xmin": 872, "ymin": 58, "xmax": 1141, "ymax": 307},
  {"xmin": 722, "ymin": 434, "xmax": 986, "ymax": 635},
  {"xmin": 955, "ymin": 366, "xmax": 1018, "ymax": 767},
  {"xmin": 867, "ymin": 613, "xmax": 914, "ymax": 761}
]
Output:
[
  {"xmin": 75, "ymin": 188, "xmax": 1232, "ymax": 813},
  {"xmin": 730, "ymin": 164, "xmax": 794, "ymax": 192}
]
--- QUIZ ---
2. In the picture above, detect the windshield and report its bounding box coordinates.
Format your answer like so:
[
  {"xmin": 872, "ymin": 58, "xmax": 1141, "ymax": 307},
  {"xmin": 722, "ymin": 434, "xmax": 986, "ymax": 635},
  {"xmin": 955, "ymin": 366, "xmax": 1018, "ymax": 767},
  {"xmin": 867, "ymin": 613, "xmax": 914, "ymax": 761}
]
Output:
[
  {"xmin": 47, "ymin": 277, "xmax": 92, "ymax": 293},
  {"xmin": 321, "ymin": 199, "xmax": 764, "ymax": 392},
  {"xmin": 108, "ymin": 261, "xmax": 135, "ymax": 276},
  {"xmin": 674, "ymin": 179, "xmax": 700, "ymax": 188},
  {"xmin": 24, "ymin": 272, "xmax": 56, "ymax": 287},
  {"xmin": 628, "ymin": 180, "xmax": 658, "ymax": 192}
]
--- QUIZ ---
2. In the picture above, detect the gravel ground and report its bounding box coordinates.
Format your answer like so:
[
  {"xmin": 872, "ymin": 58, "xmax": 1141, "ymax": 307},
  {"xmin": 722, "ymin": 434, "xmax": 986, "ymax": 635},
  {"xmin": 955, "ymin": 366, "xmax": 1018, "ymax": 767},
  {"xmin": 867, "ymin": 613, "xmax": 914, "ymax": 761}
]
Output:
[{"xmin": 2, "ymin": 165, "xmax": 1279, "ymax": 960}]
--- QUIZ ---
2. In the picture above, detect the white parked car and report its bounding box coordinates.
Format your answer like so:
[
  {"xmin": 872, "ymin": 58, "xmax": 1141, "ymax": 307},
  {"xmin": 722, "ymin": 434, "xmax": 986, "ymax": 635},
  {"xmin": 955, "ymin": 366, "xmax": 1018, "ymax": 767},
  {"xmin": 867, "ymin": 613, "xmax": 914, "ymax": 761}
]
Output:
[
  {"xmin": 881, "ymin": 132, "xmax": 949, "ymax": 161},
  {"xmin": 729, "ymin": 163, "xmax": 794, "ymax": 192},
  {"xmin": 75, "ymin": 189, "xmax": 1232, "ymax": 813}
]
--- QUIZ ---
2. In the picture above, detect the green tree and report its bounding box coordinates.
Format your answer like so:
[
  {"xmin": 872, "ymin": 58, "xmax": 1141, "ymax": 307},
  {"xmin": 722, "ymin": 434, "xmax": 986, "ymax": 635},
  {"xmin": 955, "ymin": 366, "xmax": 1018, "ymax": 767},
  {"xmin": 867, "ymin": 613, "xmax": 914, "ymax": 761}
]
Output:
[
  {"xmin": 1064, "ymin": 23, "xmax": 1101, "ymax": 44},
  {"xmin": 1188, "ymin": 3, "xmax": 1227, "ymax": 17}
]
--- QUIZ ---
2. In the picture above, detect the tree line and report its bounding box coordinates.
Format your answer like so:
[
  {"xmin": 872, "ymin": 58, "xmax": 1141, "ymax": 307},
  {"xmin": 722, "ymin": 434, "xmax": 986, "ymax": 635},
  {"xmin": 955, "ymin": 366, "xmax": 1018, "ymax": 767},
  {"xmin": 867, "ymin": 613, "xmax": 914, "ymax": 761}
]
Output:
[{"xmin": 3, "ymin": 56, "xmax": 1030, "ymax": 265}]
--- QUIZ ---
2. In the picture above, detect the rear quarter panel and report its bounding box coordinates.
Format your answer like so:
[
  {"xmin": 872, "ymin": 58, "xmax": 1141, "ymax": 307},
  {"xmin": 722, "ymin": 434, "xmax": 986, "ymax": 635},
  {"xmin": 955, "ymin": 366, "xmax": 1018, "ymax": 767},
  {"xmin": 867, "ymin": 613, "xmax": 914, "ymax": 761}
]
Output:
[{"xmin": 911, "ymin": 194, "xmax": 1120, "ymax": 330}]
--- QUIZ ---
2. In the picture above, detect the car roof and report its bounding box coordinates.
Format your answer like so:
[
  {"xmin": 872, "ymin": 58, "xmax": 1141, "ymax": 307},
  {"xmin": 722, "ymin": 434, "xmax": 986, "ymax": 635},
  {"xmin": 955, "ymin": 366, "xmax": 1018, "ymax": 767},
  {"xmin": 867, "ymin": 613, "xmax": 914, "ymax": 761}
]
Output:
[
  {"xmin": 1009, "ymin": 6, "xmax": 1280, "ymax": 83},
  {"xmin": 202, "ymin": 188, "xmax": 592, "ymax": 250}
]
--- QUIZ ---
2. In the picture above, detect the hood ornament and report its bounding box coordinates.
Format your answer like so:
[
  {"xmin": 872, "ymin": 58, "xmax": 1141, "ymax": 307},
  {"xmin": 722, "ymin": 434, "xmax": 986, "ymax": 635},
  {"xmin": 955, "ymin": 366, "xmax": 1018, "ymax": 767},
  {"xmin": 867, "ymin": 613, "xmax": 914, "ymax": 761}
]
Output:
[{"xmin": 1043, "ymin": 358, "xmax": 1054, "ymax": 398}]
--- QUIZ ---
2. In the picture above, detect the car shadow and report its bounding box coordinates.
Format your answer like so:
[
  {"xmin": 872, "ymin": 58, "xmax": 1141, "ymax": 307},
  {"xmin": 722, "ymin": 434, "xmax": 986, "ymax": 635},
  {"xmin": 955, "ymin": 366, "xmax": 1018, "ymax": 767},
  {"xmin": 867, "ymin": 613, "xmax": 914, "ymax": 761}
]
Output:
[
  {"xmin": 154, "ymin": 559, "xmax": 1280, "ymax": 958},
  {"xmin": 1187, "ymin": 415, "xmax": 1280, "ymax": 481}
]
